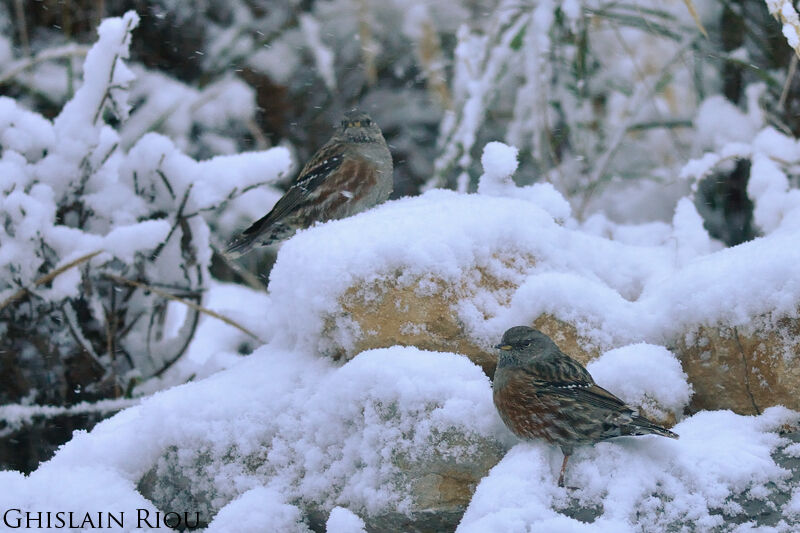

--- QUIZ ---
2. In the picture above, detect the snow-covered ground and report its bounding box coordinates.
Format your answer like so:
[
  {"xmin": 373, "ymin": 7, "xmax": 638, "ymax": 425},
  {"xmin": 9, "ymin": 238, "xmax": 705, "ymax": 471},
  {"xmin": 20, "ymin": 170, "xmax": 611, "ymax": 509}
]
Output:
[{"xmin": 2, "ymin": 7, "xmax": 800, "ymax": 533}]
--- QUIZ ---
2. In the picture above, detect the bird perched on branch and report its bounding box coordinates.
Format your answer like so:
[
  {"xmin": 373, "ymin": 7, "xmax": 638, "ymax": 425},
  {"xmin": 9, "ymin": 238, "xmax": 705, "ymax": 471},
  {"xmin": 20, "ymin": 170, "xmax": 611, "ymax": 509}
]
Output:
[
  {"xmin": 226, "ymin": 110, "xmax": 393, "ymax": 257},
  {"xmin": 492, "ymin": 326, "xmax": 678, "ymax": 487}
]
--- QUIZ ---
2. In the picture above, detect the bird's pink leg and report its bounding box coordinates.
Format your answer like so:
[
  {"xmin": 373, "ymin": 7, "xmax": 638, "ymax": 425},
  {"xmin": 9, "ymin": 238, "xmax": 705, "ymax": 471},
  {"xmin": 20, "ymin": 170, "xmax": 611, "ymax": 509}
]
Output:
[{"xmin": 558, "ymin": 453, "xmax": 570, "ymax": 487}]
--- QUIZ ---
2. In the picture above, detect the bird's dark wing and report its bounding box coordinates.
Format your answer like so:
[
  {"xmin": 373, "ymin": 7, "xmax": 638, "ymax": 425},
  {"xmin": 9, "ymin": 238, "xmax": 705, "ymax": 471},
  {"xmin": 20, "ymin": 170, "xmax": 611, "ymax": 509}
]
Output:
[
  {"xmin": 524, "ymin": 350, "xmax": 631, "ymax": 412},
  {"xmin": 527, "ymin": 350, "xmax": 595, "ymax": 387},
  {"xmin": 539, "ymin": 380, "xmax": 629, "ymax": 412},
  {"xmin": 225, "ymin": 142, "xmax": 344, "ymax": 256},
  {"xmin": 527, "ymin": 358, "xmax": 677, "ymax": 438},
  {"xmin": 293, "ymin": 141, "xmax": 345, "ymax": 187},
  {"xmin": 250, "ymin": 143, "xmax": 345, "ymax": 231}
]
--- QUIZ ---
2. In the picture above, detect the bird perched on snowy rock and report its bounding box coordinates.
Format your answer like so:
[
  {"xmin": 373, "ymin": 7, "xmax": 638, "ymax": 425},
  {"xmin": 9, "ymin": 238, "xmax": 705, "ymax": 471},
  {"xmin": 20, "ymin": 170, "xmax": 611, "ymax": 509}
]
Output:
[
  {"xmin": 492, "ymin": 326, "xmax": 678, "ymax": 487},
  {"xmin": 226, "ymin": 110, "xmax": 393, "ymax": 257}
]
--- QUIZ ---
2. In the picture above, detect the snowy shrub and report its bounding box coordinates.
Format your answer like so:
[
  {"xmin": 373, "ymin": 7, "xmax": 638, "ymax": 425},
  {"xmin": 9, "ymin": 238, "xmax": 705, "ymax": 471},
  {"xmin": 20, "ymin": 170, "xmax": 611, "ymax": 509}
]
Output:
[
  {"xmin": 0, "ymin": 12, "xmax": 290, "ymax": 438},
  {"xmin": 432, "ymin": 0, "xmax": 708, "ymax": 214},
  {"xmin": 681, "ymin": 93, "xmax": 800, "ymax": 237}
]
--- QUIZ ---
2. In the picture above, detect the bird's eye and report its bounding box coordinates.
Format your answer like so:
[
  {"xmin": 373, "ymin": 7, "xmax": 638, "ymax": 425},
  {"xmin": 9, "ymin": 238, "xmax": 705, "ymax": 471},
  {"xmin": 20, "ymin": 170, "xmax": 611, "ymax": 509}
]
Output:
[{"xmin": 363, "ymin": 118, "xmax": 372, "ymax": 126}]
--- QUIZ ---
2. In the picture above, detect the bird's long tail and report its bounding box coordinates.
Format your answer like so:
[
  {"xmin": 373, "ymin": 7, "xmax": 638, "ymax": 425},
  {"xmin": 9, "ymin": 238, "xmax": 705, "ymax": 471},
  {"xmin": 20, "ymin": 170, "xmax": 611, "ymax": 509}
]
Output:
[
  {"xmin": 628, "ymin": 414, "xmax": 679, "ymax": 439},
  {"xmin": 225, "ymin": 229, "xmax": 261, "ymax": 258},
  {"xmin": 225, "ymin": 212, "xmax": 272, "ymax": 259}
]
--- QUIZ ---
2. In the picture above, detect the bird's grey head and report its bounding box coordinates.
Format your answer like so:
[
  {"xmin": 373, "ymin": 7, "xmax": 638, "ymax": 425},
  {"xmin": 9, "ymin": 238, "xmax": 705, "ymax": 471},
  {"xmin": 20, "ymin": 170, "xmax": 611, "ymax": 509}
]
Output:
[
  {"xmin": 336, "ymin": 110, "xmax": 383, "ymax": 143},
  {"xmin": 494, "ymin": 326, "xmax": 558, "ymax": 366}
]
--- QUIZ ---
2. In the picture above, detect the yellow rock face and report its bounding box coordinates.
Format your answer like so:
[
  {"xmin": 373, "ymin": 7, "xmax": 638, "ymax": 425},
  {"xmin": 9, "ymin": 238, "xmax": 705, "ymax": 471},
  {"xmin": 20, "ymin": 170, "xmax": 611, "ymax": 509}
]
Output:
[
  {"xmin": 531, "ymin": 314, "xmax": 599, "ymax": 366},
  {"xmin": 674, "ymin": 317, "xmax": 800, "ymax": 415},
  {"xmin": 323, "ymin": 254, "xmax": 538, "ymax": 378},
  {"xmin": 331, "ymin": 277, "xmax": 492, "ymax": 373},
  {"xmin": 320, "ymin": 251, "xmax": 799, "ymax": 422}
]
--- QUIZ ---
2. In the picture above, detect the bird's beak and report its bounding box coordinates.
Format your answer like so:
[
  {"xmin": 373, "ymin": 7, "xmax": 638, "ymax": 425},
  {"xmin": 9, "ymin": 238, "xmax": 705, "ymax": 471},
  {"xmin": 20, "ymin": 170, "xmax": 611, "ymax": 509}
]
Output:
[{"xmin": 494, "ymin": 344, "xmax": 512, "ymax": 351}]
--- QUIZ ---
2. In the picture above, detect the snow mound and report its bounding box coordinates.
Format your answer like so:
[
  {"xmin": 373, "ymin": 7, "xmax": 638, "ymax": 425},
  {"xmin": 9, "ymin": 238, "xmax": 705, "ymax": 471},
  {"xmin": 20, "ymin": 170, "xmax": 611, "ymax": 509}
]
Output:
[
  {"xmin": 0, "ymin": 344, "xmax": 507, "ymax": 527},
  {"xmin": 326, "ymin": 507, "xmax": 367, "ymax": 533},
  {"xmin": 459, "ymin": 407, "xmax": 799, "ymax": 532},
  {"xmin": 267, "ymin": 189, "xmax": 672, "ymax": 355},
  {"xmin": 206, "ymin": 487, "xmax": 310, "ymax": 533},
  {"xmin": 587, "ymin": 344, "xmax": 692, "ymax": 422}
]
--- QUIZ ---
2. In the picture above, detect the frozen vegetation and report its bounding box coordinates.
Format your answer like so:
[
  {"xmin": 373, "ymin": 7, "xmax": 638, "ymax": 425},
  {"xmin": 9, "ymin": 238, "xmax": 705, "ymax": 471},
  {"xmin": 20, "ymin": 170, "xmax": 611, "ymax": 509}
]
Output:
[{"xmin": 1, "ymin": 1, "xmax": 800, "ymax": 531}]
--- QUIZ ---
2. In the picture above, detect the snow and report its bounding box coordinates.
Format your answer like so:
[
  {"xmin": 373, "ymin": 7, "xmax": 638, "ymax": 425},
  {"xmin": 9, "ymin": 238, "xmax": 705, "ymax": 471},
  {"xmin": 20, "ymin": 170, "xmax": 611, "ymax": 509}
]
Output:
[
  {"xmin": 53, "ymin": 12, "xmax": 139, "ymax": 142},
  {"xmin": 0, "ymin": 8, "xmax": 291, "ymax": 416},
  {"xmin": 641, "ymin": 228, "xmax": 800, "ymax": 336},
  {"xmin": 268, "ymin": 189, "xmax": 672, "ymax": 353},
  {"xmin": 206, "ymin": 487, "xmax": 310, "ymax": 533},
  {"xmin": 5, "ymin": 120, "xmax": 800, "ymax": 528},
  {"xmin": 694, "ymin": 95, "xmax": 760, "ymax": 151},
  {"xmin": 787, "ymin": 488, "xmax": 800, "ymax": 518},
  {"xmin": 326, "ymin": 507, "xmax": 367, "ymax": 533},
  {"xmin": 477, "ymin": 141, "xmax": 519, "ymax": 194},
  {"xmin": 248, "ymin": 41, "xmax": 301, "ymax": 85},
  {"xmin": 477, "ymin": 141, "xmax": 571, "ymax": 220},
  {"xmin": 120, "ymin": 69, "xmax": 258, "ymax": 155}
]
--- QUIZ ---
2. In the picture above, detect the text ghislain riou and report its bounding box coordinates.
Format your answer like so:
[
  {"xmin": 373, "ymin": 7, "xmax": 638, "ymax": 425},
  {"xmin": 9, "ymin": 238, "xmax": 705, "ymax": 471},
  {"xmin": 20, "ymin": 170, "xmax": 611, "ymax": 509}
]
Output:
[{"xmin": 3, "ymin": 509, "xmax": 200, "ymax": 529}]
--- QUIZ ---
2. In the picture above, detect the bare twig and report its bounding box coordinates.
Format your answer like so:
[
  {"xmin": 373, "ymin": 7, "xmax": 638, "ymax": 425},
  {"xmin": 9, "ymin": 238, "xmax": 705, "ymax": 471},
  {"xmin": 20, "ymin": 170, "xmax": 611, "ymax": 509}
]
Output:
[
  {"xmin": 151, "ymin": 182, "xmax": 192, "ymax": 262},
  {"xmin": 211, "ymin": 244, "xmax": 268, "ymax": 291},
  {"xmin": 246, "ymin": 119, "xmax": 270, "ymax": 151},
  {"xmin": 104, "ymin": 274, "xmax": 265, "ymax": 343},
  {"xmin": 156, "ymin": 169, "xmax": 176, "ymax": 200},
  {"xmin": 104, "ymin": 285, "xmax": 117, "ymax": 361},
  {"xmin": 185, "ymin": 180, "xmax": 276, "ymax": 218},
  {"xmin": 62, "ymin": 300, "xmax": 102, "ymax": 363},
  {"xmin": 0, "ymin": 251, "xmax": 102, "ymax": 312},
  {"xmin": 13, "ymin": 0, "xmax": 30, "ymax": 57},
  {"xmin": 150, "ymin": 265, "xmax": 203, "ymax": 378},
  {"xmin": 0, "ymin": 397, "xmax": 138, "ymax": 438}
]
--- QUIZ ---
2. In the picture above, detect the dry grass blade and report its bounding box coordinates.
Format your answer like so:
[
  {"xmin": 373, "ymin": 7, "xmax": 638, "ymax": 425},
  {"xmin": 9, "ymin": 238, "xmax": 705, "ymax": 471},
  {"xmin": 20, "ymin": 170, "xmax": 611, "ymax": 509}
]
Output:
[
  {"xmin": 780, "ymin": 54, "xmax": 799, "ymax": 110},
  {"xmin": 0, "ymin": 43, "xmax": 90, "ymax": 86},
  {"xmin": 358, "ymin": 0, "xmax": 378, "ymax": 86},
  {"xmin": 0, "ymin": 250, "xmax": 102, "ymax": 312},
  {"xmin": 417, "ymin": 18, "xmax": 452, "ymax": 110},
  {"xmin": 682, "ymin": 0, "xmax": 708, "ymax": 38},
  {"xmin": 104, "ymin": 273, "xmax": 265, "ymax": 344}
]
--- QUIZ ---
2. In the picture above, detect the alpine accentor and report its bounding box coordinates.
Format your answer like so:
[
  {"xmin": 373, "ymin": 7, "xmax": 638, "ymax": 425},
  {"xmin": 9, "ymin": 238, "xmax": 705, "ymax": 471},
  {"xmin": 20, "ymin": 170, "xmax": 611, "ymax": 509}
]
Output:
[
  {"xmin": 227, "ymin": 110, "xmax": 393, "ymax": 257},
  {"xmin": 493, "ymin": 326, "xmax": 678, "ymax": 487}
]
